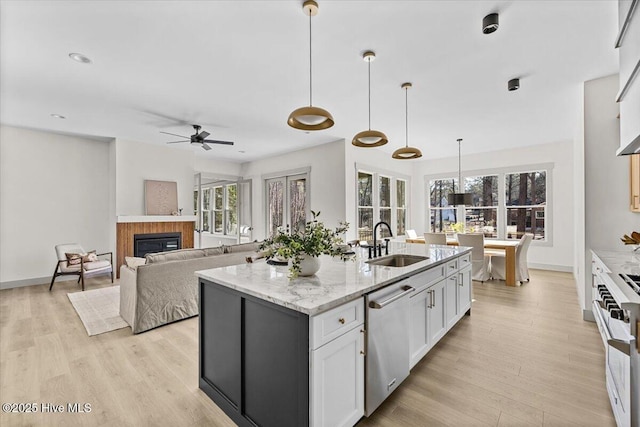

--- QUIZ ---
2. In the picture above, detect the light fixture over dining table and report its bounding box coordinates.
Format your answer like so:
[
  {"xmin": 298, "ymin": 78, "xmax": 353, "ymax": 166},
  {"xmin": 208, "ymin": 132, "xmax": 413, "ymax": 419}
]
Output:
[
  {"xmin": 287, "ymin": 0, "xmax": 335, "ymax": 131},
  {"xmin": 448, "ymin": 138, "xmax": 473, "ymax": 206}
]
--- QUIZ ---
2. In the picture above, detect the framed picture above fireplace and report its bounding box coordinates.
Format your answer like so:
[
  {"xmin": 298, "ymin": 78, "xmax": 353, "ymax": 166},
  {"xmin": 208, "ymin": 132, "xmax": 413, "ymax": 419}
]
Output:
[{"xmin": 145, "ymin": 180, "xmax": 178, "ymax": 215}]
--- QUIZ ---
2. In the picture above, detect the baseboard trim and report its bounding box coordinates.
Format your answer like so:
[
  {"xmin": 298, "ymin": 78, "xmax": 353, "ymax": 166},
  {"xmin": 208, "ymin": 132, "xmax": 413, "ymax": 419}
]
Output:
[
  {"xmin": 583, "ymin": 308, "xmax": 595, "ymax": 323},
  {"xmin": 528, "ymin": 263, "xmax": 573, "ymax": 273},
  {"xmin": 0, "ymin": 275, "xmax": 75, "ymax": 290}
]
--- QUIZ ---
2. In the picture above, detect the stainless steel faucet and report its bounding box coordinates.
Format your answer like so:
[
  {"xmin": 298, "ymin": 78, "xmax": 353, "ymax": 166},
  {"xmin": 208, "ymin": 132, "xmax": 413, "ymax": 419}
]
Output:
[{"xmin": 371, "ymin": 221, "xmax": 393, "ymax": 258}]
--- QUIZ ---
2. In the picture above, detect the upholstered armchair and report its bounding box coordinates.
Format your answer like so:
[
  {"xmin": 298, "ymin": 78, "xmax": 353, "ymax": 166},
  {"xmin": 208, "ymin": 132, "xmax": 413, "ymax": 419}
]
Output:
[{"xmin": 49, "ymin": 243, "xmax": 113, "ymax": 291}]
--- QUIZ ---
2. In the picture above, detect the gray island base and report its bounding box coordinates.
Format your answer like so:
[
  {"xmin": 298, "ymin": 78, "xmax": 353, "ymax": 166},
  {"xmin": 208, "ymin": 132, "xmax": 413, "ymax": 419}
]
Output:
[{"xmin": 196, "ymin": 243, "xmax": 473, "ymax": 427}]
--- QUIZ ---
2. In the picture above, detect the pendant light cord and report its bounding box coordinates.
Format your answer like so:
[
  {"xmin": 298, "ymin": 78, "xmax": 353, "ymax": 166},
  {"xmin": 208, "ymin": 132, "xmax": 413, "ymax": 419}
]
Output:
[
  {"xmin": 457, "ymin": 139, "xmax": 462, "ymax": 192},
  {"xmin": 368, "ymin": 59, "xmax": 371, "ymax": 130},
  {"xmin": 405, "ymin": 87, "xmax": 409, "ymax": 148},
  {"xmin": 309, "ymin": 11, "xmax": 313, "ymax": 106}
]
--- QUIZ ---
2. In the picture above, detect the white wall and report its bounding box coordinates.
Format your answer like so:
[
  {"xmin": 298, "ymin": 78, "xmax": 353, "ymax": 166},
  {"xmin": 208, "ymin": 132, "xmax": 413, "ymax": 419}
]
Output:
[
  {"xmin": 114, "ymin": 139, "xmax": 195, "ymax": 215},
  {"xmin": 581, "ymin": 74, "xmax": 638, "ymax": 314},
  {"xmin": 412, "ymin": 141, "xmax": 575, "ymax": 271},
  {"xmin": 0, "ymin": 126, "xmax": 112, "ymax": 287},
  {"xmin": 240, "ymin": 140, "xmax": 346, "ymax": 240},
  {"xmin": 573, "ymin": 83, "xmax": 586, "ymax": 311},
  {"xmin": 344, "ymin": 144, "xmax": 415, "ymax": 241},
  {"xmin": 194, "ymin": 157, "xmax": 242, "ymax": 179}
]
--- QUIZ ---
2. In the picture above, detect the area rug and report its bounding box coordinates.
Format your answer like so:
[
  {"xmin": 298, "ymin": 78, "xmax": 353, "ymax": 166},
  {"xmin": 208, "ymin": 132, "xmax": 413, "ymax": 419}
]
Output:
[{"xmin": 67, "ymin": 286, "xmax": 128, "ymax": 336}]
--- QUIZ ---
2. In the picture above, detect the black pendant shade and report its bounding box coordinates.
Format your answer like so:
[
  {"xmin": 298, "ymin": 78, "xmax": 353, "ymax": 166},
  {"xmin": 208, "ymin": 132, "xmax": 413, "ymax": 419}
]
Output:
[
  {"xmin": 448, "ymin": 193, "xmax": 473, "ymax": 206},
  {"xmin": 449, "ymin": 138, "xmax": 473, "ymax": 206}
]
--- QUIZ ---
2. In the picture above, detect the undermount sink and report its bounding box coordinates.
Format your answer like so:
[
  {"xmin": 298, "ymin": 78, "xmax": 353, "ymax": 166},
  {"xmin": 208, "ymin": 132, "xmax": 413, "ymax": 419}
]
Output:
[{"xmin": 366, "ymin": 254, "xmax": 429, "ymax": 267}]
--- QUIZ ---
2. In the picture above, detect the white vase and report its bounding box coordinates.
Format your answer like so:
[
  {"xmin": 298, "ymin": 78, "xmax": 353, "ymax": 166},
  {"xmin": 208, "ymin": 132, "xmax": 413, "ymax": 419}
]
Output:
[{"xmin": 298, "ymin": 254, "xmax": 321, "ymax": 276}]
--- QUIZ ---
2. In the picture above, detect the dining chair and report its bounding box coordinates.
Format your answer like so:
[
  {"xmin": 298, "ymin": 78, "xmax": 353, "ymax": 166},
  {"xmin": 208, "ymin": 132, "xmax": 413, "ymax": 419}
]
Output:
[
  {"xmin": 491, "ymin": 233, "xmax": 533, "ymax": 283},
  {"xmin": 405, "ymin": 229, "xmax": 418, "ymax": 239},
  {"xmin": 456, "ymin": 233, "xmax": 492, "ymax": 282},
  {"xmin": 423, "ymin": 232, "xmax": 447, "ymax": 245}
]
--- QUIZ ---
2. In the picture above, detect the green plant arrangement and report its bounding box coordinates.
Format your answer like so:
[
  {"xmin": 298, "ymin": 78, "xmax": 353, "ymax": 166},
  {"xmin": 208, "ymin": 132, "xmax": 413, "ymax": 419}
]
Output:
[{"xmin": 259, "ymin": 210, "xmax": 350, "ymax": 279}]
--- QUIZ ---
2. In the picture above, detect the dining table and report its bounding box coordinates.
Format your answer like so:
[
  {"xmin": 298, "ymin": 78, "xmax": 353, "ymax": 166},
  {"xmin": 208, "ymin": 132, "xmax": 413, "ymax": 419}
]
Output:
[{"xmin": 405, "ymin": 237, "xmax": 521, "ymax": 286}]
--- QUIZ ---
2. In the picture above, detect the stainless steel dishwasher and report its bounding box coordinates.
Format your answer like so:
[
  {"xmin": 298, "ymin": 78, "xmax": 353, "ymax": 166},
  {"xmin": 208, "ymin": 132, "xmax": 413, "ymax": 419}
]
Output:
[{"xmin": 365, "ymin": 279, "xmax": 415, "ymax": 416}]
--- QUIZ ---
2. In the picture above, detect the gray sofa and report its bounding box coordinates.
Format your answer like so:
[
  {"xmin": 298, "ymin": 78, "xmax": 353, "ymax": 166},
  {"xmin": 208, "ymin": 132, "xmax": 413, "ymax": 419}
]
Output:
[{"xmin": 119, "ymin": 242, "xmax": 260, "ymax": 334}]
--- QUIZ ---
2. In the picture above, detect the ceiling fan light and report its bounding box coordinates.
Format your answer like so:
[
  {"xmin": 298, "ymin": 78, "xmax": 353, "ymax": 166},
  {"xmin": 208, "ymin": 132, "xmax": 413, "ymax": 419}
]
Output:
[
  {"xmin": 392, "ymin": 146, "xmax": 422, "ymax": 159},
  {"xmin": 352, "ymin": 129, "xmax": 388, "ymax": 147},
  {"xmin": 288, "ymin": 106, "xmax": 334, "ymax": 130}
]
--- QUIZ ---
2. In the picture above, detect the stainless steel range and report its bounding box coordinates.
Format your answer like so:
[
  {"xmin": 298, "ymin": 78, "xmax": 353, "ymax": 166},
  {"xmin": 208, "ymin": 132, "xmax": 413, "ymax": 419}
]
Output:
[{"xmin": 592, "ymin": 251, "xmax": 640, "ymax": 427}]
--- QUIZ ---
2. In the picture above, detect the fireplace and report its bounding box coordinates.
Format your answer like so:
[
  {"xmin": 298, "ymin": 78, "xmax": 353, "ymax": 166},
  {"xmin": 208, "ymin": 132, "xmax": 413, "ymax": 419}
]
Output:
[{"xmin": 134, "ymin": 232, "xmax": 182, "ymax": 258}]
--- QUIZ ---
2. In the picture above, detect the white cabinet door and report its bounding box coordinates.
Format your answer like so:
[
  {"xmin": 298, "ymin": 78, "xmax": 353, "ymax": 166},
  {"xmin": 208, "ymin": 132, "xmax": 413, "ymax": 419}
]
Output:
[
  {"xmin": 409, "ymin": 288, "xmax": 430, "ymax": 369},
  {"xmin": 458, "ymin": 266, "xmax": 472, "ymax": 315},
  {"xmin": 311, "ymin": 325, "xmax": 364, "ymax": 427},
  {"xmin": 428, "ymin": 279, "xmax": 447, "ymax": 346},
  {"xmin": 445, "ymin": 274, "xmax": 459, "ymax": 330}
]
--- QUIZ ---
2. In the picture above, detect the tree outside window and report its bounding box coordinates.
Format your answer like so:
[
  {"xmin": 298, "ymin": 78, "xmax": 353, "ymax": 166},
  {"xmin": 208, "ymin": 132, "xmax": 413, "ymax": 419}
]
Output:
[
  {"xmin": 429, "ymin": 178, "xmax": 457, "ymax": 232},
  {"xmin": 357, "ymin": 172, "xmax": 374, "ymax": 242},
  {"xmin": 505, "ymin": 171, "xmax": 546, "ymax": 240},
  {"xmin": 396, "ymin": 179, "xmax": 407, "ymax": 236},
  {"xmin": 464, "ymin": 175, "xmax": 498, "ymax": 237}
]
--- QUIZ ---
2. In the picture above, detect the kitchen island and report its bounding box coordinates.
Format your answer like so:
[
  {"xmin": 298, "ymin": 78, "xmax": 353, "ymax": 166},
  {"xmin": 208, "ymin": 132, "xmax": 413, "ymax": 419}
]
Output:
[{"xmin": 196, "ymin": 243, "xmax": 472, "ymax": 427}]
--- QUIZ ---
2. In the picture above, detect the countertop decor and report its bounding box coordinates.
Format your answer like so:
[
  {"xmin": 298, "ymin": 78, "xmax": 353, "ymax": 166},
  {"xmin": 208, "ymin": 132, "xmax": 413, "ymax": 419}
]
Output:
[{"xmin": 259, "ymin": 210, "xmax": 349, "ymax": 278}]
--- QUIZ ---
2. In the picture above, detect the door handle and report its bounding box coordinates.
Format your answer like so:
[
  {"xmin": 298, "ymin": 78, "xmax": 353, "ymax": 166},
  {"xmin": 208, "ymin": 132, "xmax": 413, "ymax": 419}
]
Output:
[{"xmin": 369, "ymin": 286, "xmax": 415, "ymax": 309}]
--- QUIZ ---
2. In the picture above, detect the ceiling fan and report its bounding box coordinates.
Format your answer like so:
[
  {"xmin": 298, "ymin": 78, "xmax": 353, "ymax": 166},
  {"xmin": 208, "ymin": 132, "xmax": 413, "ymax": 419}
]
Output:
[{"xmin": 161, "ymin": 124, "xmax": 234, "ymax": 151}]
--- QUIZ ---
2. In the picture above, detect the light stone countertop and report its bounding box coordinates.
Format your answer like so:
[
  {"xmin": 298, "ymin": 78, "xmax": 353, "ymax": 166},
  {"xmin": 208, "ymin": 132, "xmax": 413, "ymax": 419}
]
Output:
[
  {"xmin": 592, "ymin": 249, "xmax": 640, "ymax": 304},
  {"xmin": 196, "ymin": 242, "xmax": 471, "ymax": 316}
]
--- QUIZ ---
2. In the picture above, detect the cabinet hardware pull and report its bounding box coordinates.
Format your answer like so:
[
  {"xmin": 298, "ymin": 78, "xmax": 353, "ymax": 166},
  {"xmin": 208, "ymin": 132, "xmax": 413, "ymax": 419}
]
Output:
[
  {"xmin": 360, "ymin": 329, "xmax": 366, "ymax": 333},
  {"xmin": 432, "ymin": 290, "xmax": 436, "ymax": 308},
  {"xmin": 338, "ymin": 317, "xmax": 345, "ymax": 324},
  {"xmin": 369, "ymin": 285, "xmax": 415, "ymax": 309},
  {"xmin": 360, "ymin": 350, "xmax": 366, "ymax": 355}
]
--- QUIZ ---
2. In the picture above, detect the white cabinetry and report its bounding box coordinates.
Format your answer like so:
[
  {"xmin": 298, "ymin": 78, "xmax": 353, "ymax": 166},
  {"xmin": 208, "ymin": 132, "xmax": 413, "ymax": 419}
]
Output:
[
  {"xmin": 310, "ymin": 298, "xmax": 365, "ymax": 427},
  {"xmin": 408, "ymin": 253, "xmax": 472, "ymax": 369},
  {"xmin": 458, "ymin": 266, "xmax": 472, "ymax": 315},
  {"xmin": 409, "ymin": 287, "xmax": 430, "ymax": 368}
]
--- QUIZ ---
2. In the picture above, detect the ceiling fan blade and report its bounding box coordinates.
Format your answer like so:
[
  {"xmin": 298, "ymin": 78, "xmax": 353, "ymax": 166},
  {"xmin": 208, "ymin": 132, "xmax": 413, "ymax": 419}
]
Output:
[
  {"xmin": 166, "ymin": 140, "xmax": 189, "ymax": 144},
  {"xmin": 198, "ymin": 130, "xmax": 210, "ymax": 139},
  {"xmin": 160, "ymin": 131, "xmax": 189, "ymax": 138},
  {"xmin": 202, "ymin": 143, "xmax": 212, "ymax": 151},
  {"xmin": 203, "ymin": 139, "xmax": 234, "ymax": 146}
]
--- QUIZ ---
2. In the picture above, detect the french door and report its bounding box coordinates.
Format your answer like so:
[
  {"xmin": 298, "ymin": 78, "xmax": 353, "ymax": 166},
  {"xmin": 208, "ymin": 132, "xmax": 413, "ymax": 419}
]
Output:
[{"xmin": 265, "ymin": 173, "xmax": 308, "ymax": 237}]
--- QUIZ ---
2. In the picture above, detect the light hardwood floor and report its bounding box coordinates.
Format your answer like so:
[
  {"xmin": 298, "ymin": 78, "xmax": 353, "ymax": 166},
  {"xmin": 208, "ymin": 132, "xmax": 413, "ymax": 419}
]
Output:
[{"xmin": 0, "ymin": 270, "xmax": 614, "ymax": 426}]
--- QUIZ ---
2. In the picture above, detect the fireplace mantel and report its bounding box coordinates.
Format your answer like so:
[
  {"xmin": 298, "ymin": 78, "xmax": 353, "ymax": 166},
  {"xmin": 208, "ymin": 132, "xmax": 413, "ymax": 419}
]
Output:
[{"xmin": 117, "ymin": 215, "xmax": 197, "ymax": 223}]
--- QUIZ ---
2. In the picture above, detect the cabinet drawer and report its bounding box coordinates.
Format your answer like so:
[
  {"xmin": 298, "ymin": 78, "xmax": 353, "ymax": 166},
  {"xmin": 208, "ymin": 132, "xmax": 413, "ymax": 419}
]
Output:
[
  {"xmin": 310, "ymin": 298, "xmax": 364, "ymax": 350},
  {"xmin": 410, "ymin": 265, "xmax": 445, "ymax": 292},
  {"xmin": 458, "ymin": 253, "xmax": 471, "ymax": 269},
  {"xmin": 445, "ymin": 258, "xmax": 458, "ymax": 276}
]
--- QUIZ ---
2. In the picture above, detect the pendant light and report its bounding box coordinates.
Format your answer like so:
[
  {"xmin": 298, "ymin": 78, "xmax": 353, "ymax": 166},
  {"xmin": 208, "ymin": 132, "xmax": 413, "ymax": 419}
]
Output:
[
  {"xmin": 448, "ymin": 138, "xmax": 473, "ymax": 206},
  {"xmin": 352, "ymin": 51, "xmax": 388, "ymax": 147},
  {"xmin": 392, "ymin": 83, "xmax": 422, "ymax": 159},
  {"xmin": 287, "ymin": 0, "xmax": 334, "ymax": 131}
]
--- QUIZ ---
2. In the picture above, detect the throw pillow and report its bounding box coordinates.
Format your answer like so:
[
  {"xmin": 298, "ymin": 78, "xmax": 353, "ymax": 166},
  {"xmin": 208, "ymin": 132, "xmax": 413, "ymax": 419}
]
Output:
[
  {"xmin": 65, "ymin": 252, "xmax": 83, "ymax": 265},
  {"xmin": 65, "ymin": 250, "xmax": 97, "ymax": 265},
  {"xmin": 125, "ymin": 256, "xmax": 146, "ymax": 268}
]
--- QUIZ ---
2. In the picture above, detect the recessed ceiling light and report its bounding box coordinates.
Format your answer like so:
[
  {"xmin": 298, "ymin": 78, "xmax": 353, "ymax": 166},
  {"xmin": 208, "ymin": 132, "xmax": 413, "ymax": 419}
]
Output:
[
  {"xmin": 508, "ymin": 78, "xmax": 520, "ymax": 91},
  {"xmin": 482, "ymin": 13, "xmax": 499, "ymax": 34},
  {"xmin": 68, "ymin": 53, "xmax": 92, "ymax": 64},
  {"xmin": 50, "ymin": 113, "xmax": 66, "ymax": 119}
]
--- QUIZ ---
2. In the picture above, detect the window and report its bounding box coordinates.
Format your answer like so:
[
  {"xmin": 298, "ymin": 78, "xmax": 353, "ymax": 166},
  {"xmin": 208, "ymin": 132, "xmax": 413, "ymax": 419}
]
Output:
[
  {"xmin": 427, "ymin": 166, "xmax": 550, "ymax": 242},
  {"xmin": 505, "ymin": 171, "xmax": 546, "ymax": 240},
  {"xmin": 356, "ymin": 168, "xmax": 410, "ymax": 242},
  {"xmin": 428, "ymin": 178, "xmax": 458, "ymax": 232},
  {"xmin": 265, "ymin": 172, "xmax": 309, "ymax": 237},
  {"xmin": 202, "ymin": 188, "xmax": 211, "ymax": 232},
  {"xmin": 464, "ymin": 175, "xmax": 498, "ymax": 238},
  {"xmin": 357, "ymin": 172, "xmax": 374, "ymax": 242},
  {"xmin": 200, "ymin": 183, "xmax": 238, "ymax": 236},
  {"xmin": 396, "ymin": 179, "xmax": 407, "ymax": 236}
]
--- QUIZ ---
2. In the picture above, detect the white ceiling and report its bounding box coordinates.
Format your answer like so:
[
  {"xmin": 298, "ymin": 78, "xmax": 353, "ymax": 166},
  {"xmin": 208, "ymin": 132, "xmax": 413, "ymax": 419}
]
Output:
[{"xmin": 0, "ymin": 0, "xmax": 619, "ymax": 162}]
